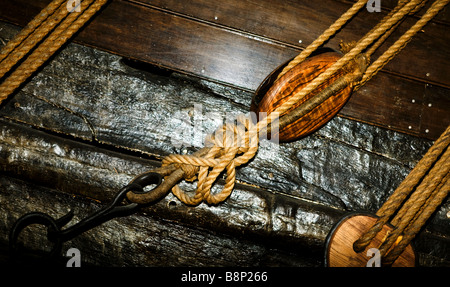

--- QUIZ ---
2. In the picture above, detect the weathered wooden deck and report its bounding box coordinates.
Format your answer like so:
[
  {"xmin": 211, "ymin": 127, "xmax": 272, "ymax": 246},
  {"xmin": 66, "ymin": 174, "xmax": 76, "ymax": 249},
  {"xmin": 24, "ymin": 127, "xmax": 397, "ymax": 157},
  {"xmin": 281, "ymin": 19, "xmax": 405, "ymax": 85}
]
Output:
[{"xmin": 0, "ymin": 0, "xmax": 449, "ymax": 267}]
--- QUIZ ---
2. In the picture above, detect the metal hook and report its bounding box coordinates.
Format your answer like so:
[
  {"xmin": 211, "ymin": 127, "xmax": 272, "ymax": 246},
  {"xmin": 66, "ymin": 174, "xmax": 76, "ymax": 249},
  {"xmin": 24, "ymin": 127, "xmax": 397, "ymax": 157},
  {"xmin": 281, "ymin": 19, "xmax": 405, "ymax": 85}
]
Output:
[{"xmin": 9, "ymin": 172, "xmax": 162, "ymax": 260}]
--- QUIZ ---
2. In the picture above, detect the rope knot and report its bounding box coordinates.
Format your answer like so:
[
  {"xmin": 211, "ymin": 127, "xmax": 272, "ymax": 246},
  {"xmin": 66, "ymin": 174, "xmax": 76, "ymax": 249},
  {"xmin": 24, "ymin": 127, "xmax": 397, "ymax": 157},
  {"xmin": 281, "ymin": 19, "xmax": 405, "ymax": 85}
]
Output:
[{"xmin": 162, "ymin": 114, "xmax": 259, "ymax": 205}]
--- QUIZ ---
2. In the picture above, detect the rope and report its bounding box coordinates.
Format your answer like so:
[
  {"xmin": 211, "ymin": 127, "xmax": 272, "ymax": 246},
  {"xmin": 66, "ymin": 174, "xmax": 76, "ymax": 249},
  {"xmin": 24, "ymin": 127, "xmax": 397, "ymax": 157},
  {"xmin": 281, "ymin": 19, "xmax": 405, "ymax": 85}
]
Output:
[
  {"xmin": 276, "ymin": 0, "xmax": 368, "ymax": 80},
  {"xmin": 0, "ymin": 0, "xmax": 66, "ymax": 65},
  {"xmin": 354, "ymin": 125, "xmax": 450, "ymax": 250},
  {"xmin": 1, "ymin": 1, "xmax": 448, "ymax": 260},
  {"xmin": 357, "ymin": 0, "xmax": 450, "ymax": 89},
  {"xmin": 0, "ymin": 0, "xmax": 69, "ymax": 79},
  {"xmin": 163, "ymin": 115, "xmax": 259, "ymax": 205},
  {"xmin": 125, "ymin": 0, "xmax": 448, "ymax": 207},
  {"xmin": 354, "ymin": 125, "xmax": 450, "ymax": 265},
  {"xmin": 0, "ymin": 0, "xmax": 109, "ymax": 104}
]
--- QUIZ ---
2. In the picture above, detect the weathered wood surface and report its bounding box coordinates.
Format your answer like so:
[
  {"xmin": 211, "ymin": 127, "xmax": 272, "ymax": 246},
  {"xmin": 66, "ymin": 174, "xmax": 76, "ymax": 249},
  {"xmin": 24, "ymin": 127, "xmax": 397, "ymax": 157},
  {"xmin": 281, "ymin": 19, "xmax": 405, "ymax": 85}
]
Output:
[
  {"xmin": 0, "ymin": 22, "xmax": 449, "ymax": 266},
  {"xmin": 0, "ymin": 120, "xmax": 339, "ymax": 267},
  {"xmin": 0, "ymin": 0, "xmax": 449, "ymax": 140}
]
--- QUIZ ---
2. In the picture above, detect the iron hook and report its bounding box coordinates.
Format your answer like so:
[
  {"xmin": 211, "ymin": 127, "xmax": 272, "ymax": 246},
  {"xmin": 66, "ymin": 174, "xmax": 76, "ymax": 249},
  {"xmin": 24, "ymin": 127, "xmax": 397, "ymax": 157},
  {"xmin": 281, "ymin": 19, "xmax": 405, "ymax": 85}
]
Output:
[{"xmin": 9, "ymin": 171, "xmax": 162, "ymax": 261}]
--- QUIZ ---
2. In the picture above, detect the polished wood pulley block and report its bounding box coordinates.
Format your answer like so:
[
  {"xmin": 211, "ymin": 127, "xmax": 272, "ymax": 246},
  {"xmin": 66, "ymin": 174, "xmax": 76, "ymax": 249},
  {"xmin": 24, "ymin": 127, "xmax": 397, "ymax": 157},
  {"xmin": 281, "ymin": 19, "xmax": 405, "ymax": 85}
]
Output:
[
  {"xmin": 251, "ymin": 48, "xmax": 354, "ymax": 142},
  {"xmin": 325, "ymin": 213, "xmax": 416, "ymax": 267}
]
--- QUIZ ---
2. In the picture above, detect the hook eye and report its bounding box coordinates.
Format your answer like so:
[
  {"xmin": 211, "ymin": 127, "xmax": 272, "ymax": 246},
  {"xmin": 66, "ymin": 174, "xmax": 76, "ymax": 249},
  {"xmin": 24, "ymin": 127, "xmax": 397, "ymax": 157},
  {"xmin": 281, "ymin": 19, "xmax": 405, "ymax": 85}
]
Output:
[
  {"xmin": 9, "ymin": 212, "xmax": 63, "ymax": 260},
  {"xmin": 130, "ymin": 172, "xmax": 163, "ymax": 194}
]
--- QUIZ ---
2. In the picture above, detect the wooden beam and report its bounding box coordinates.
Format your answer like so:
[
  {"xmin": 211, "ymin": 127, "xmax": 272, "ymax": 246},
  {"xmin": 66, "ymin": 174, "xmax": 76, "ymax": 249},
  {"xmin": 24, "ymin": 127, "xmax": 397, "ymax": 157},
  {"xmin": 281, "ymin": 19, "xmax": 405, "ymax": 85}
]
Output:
[{"xmin": 0, "ymin": 0, "xmax": 448, "ymax": 139}]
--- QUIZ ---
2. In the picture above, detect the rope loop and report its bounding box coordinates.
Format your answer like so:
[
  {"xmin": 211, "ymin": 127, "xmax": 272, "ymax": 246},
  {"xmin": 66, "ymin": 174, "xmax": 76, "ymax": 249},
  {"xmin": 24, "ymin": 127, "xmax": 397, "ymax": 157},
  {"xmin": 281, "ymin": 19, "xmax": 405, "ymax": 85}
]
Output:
[{"xmin": 162, "ymin": 114, "xmax": 259, "ymax": 205}]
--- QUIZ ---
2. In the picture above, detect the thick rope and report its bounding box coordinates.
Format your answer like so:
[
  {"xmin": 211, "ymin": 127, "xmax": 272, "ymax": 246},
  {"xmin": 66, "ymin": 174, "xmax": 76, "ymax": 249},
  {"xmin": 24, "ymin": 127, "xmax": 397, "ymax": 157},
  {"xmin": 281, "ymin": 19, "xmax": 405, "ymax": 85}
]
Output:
[
  {"xmin": 255, "ymin": 0, "xmax": 425, "ymax": 138},
  {"xmin": 384, "ymin": 172, "xmax": 450, "ymax": 264},
  {"xmin": 276, "ymin": 0, "xmax": 368, "ymax": 80},
  {"xmin": 0, "ymin": 0, "xmax": 70, "ymax": 79},
  {"xmin": 127, "ymin": 0, "xmax": 447, "ymax": 206},
  {"xmin": 163, "ymin": 115, "xmax": 259, "ymax": 205},
  {"xmin": 357, "ymin": 0, "xmax": 450, "ymax": 89},
  {"xmin": 0, "ymin": 0, "xmax": 66, "ymax": 64},
  {"xmin": 1, "ymin": 0, "xmax": 447, "ymax": 237},
  {"xmin": 353, "ymin": 124, "xmax": 450, "ymax": 254},
  {"xmin": 379, "ymin": 142, "xmax": 450, "ymax": 261},
  {"xmin": 0, "ymin": 0, "xmax": 109, "ymax": 103}
]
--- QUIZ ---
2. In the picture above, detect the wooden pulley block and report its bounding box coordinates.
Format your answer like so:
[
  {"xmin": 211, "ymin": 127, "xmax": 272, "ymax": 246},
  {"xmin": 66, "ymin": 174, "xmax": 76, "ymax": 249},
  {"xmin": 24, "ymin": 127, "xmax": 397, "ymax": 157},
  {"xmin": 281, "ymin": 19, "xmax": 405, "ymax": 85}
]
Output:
[
  {"xmin": 325, "ymin": 213, "xmax": 416, "ymax": 267},
  {"xmin": 251, "ymin": 48, "xmax": 355, "ymax": 142}
]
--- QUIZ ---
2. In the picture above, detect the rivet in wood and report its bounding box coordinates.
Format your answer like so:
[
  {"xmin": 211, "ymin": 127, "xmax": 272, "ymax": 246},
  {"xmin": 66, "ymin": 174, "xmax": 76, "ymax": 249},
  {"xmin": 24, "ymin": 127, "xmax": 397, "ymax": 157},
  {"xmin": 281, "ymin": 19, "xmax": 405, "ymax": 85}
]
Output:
[
  {"xmin": 425, "ymin": 129, "xmax": 430, "ymax": 133},
  {"xmin": 411, "ymin": 99, "xmax": 415, "ymax": 103},
  {"xmin": 426, "ymin": 72, "xmax": 430, "ymax": 77},
  {"xmin": 408, "ymin": 126, "xmax": 412, "ymax": 130},
  {"xmin": 428, "ymin": 103, "xmax": 432, "ymax": 107}
]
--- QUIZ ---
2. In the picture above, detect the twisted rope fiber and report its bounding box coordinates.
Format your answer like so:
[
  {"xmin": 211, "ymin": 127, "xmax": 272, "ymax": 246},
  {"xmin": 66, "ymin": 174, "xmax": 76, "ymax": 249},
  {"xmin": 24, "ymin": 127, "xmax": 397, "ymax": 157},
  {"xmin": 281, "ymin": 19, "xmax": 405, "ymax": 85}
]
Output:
[
  {"xmin": 277, "ymin": 0, "xmax": 427, "ymax": 81},
  {"xmin": 378, "ymin": 142, "xmax": 450, "ymax": 260},
  {"xmin": 139, "ymin": 0, "xmax": 442, "ymax": 206},
  {"xmin": 0, "ymin": 0, "xmax": 66, "ymax": 64},
  {"xmin": 255, "ymin": 0, "xmax": 424, "ymax": 138},
  {"xmin": 276, "ymin": 0, "xmax": 368, "ymax": 80},
  {"xmin": 0, "ymin": 0, "xmax": 109, "ymax": 103},
  {"xmin": 1, "ymin": 1, "xmax": 446, "ymax": 249},
  {"xmin": 163, "ymin": 115, "xmax": 259, "ymax": 205},
  {"xmin": 0, "ymin": 0, "xmax": 70, "ymax": 79},
  {"xmin": 361, "ymin": 0, "xmax": 450, "ymax": 231},
  {"xmin": 390, "ymin": 146, "xmax": 450, "ymax": 228},
  {"xmin": 358, "ymin": 0, "xmax": 450, "ymax": 89},
  {"xmin": 0, "ymin": 0, "xmax": 446, "ymax": 267},
  {"xmin": 384, "ymin": 172, "xmax": 450, "ymax": 264},
  {"xmin": 353, "ymin": 124, "xmax": 450, "ymax": 257}
]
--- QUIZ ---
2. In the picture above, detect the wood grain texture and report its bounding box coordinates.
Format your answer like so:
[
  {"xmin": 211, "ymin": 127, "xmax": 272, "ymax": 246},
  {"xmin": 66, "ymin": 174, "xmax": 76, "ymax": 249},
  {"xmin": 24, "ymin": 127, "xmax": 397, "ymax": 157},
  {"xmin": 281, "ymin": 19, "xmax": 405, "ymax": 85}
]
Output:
[
  {"xmin": 134, "ymin": 0, "xmax": 450, "ymax": 87},
  {"xmin": 325, "ymin": 214, "xmax": 416, "ymax": 267},
  {"xmin": 252, "ymin": 51, "xmax": 353, "ymax": 142}
]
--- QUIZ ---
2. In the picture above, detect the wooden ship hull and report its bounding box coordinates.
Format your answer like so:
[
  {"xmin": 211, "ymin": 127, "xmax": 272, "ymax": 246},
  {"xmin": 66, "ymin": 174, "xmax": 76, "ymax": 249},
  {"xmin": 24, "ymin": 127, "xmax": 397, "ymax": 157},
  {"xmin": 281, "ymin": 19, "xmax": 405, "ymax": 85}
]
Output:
[{"xmin": 0, "ymin": 0, "xmax": 449, "ymax": 267}]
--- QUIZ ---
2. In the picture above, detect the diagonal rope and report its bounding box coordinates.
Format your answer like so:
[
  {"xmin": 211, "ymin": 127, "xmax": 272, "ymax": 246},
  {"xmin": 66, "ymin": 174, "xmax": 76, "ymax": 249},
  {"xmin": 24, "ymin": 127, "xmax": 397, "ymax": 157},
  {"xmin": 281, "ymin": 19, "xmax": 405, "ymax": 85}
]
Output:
[
  {"xmin": 353, "ymin": 124, "xmax": 450, "ymax": 263},
  {"xmin": 0, "ymin": 0, "xmax": 67, "ymax": 65},
  {"xmin": 127, "ymin": 0, "xmax": 448, "ymax": 207},
  {"xmin": 276, "ymin": 0, "xmax": 368, "ymax": 80},
  {"xmin": 357, "ymin": 0, "xmax": 450, "ymax": 89},
  {"xmin": 0, "ymin": 0, "xmax": 109, "ymax": 103}
]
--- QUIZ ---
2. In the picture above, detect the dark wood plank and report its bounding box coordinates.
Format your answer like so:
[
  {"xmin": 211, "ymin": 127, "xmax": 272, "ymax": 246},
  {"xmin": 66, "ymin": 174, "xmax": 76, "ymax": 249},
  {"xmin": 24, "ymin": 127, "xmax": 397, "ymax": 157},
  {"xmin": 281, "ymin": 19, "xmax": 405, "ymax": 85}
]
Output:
[
  {"xmin": 343, "ymin": 72, "xmax": 450, "ymax": 140},
  {"xmin": 1, "ymin": 0, "xmax": 449, "ymax": 88},
  {"xmin": 134, "ymin": 0, "xmax": 450, "ymax": 87},
  {"xmin": 0, "ymin": 21, "xmax": 449, "ymax": 266},
  {"xmin": 77, "ymin": 0, "xmax": 299, "ymax": 91},
  {"xmin": 358, "ymin": 0, "xmax": 450, "ymax": 24}
]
